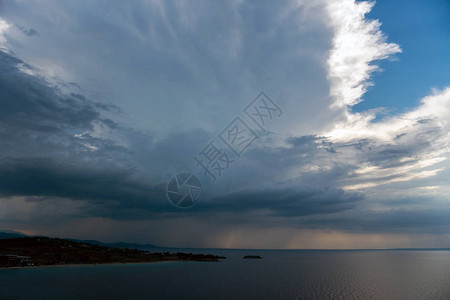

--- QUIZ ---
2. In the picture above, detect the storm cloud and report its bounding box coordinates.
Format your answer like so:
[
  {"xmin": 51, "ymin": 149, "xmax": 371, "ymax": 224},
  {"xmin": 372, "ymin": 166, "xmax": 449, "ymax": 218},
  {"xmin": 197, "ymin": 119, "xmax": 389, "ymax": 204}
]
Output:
[{"xmin": 0, "ymin": 0, "xmax": 449, "ymax": 248}]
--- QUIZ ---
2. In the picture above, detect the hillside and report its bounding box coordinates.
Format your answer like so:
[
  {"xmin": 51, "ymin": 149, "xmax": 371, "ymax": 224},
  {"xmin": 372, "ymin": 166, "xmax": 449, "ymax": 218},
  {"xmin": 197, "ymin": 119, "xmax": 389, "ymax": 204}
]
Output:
[{"xmin": 0, "ymin": 237, "xmax": 225, "ymax": 268}]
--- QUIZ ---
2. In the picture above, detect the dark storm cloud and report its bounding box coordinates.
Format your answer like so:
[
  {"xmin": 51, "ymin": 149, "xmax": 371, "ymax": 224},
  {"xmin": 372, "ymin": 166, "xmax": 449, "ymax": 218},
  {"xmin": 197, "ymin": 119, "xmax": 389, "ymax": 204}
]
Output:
[
  {"xmin": 202, "ymin": 188, "xmax": 363, "ymax": 217},
  {"xmin": 0, "ymin": 51, "xmax": 114, "ymax": 134},
  {"xmin": 0, "ymin": 50, "xmax": 130, "ymax": 160},
  {"xmin": 0, "ymin": 156, "xmax": 363, "ymax": 221},
  {"xmin": 0, "ymin": 158, "xmax": 164, "ymax": 204},
  {"xmin": 0, "ymin": 50, "xmax": 161, "ymax": 212},
  {"xmin": 0, "ymin": 48, "xmax": 448, "ymax": 235},
  {"xmin": 0, "ymin": 157, "xmax": 363, "ymax": 222},
  {"xmin": 0, "ymin": 56, "xmax": 362, "ymax": 221},
  {"xmin": 17, "ymin": 25, "xmax": 38, "ymax": 36},
  {"xmin": 0, "ymin": 50, "xmax": 170, "ymax": 216},
  {"xmin": 297, "ymin": 206, "xmax": 450, "ymax": 234},
  {"xmin": 0, "ymin": 50, "xmax": 119, "ymax": 164}
]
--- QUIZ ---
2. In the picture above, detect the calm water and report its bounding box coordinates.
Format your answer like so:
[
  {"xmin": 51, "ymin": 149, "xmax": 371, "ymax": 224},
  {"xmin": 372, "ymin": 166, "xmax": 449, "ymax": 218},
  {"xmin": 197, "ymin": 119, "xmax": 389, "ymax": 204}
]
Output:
[{"xmin": 1, "ymin": 249, "xmax": 450, "ymax": 299}]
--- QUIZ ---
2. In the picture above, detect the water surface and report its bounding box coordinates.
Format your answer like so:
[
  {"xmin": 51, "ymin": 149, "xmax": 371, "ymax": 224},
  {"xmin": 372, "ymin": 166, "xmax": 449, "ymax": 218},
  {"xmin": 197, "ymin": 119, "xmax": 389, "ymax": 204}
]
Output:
[{"xmin": 1, "ymin": 249, "xmax": 450, "ymax": 299}]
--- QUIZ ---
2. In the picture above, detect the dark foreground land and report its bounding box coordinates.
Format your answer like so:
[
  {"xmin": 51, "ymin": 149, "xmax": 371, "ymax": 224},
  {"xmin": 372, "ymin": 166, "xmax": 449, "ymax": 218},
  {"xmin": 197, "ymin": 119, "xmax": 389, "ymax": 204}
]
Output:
[{"xmin": 0, "ymin": 237, "xmax": 225, "ymax": 268}]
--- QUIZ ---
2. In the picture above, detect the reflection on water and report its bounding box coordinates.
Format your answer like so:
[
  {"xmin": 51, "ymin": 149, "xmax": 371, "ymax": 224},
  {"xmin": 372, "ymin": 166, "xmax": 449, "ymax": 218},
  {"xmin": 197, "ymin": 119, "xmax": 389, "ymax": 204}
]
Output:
[{"xmin": 1, "ymin": 250, "xmax": 450, "ymax": 299}]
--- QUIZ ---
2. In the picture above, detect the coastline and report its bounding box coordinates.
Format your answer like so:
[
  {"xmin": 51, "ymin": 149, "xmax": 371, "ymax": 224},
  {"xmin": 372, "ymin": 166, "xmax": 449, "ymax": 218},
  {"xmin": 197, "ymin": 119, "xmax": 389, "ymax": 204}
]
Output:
[
  {"xmin": 0, "ymin": 260, "xmax": 183, "ymax": 270},
  {"xmin": 0, "ymin": 237, "xmax": 226, "ymax": 269}
]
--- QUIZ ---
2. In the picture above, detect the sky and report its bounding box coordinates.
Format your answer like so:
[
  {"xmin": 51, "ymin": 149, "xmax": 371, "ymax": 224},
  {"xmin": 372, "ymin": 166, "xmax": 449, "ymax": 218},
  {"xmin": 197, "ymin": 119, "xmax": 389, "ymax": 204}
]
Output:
[{"xmin": 0, "ymin": 0, "xmax": 449, "ymax": 249}]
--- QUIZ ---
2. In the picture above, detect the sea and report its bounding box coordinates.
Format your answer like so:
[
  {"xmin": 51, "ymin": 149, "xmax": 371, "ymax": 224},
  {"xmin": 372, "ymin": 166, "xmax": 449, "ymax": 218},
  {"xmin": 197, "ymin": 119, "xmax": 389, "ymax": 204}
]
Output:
[{"xmin": 1, "ymin": 249, "xmax": 450, "ymax": 299}]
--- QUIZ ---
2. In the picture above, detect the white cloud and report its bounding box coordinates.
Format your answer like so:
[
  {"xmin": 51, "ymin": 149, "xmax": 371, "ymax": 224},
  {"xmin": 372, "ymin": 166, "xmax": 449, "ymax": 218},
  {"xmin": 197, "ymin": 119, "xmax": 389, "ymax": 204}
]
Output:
[
  {"xmin": 317, "ymin": 0, "xmax": 450, "ymax": 194},
  {"xmin": 322, "ymin": 88, "xmax": 450, "ymax": 192},
  {"xmin": 327, "ymin": 88, "xmax": 450, "ymax": 142},
  {"xmin": 0, "ymin": 18, "xmax": 10, "ymax": 48},
  {"xmin": 326, "ymin": 0, "xmax": 401, "ymax": 108}
]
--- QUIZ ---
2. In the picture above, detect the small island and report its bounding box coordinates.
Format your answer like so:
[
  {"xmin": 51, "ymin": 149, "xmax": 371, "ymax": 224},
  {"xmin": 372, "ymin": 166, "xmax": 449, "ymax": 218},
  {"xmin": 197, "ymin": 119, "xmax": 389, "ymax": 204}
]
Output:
[
  {"xmin": 243, "ymin": 255, "xmax": 262, "ymax": 259},
  {"xmin": 0, "ymin": 237, "xmax": 225, "ymax": 268}
]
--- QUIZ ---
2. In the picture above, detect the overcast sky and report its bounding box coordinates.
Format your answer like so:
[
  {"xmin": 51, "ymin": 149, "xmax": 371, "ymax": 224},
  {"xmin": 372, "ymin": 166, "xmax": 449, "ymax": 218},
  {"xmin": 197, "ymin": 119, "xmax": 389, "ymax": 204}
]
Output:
[{"xmin": 0, "ymin": 0, "xmax": 450, "ymax": 249}]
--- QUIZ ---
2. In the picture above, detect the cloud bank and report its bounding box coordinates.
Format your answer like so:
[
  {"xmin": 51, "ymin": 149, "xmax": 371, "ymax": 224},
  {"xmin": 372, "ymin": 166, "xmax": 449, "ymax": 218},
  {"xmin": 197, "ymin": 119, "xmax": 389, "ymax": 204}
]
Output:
[{"xmin": 0, "ymin": 0, "xmax": 449, "ymax": 248}]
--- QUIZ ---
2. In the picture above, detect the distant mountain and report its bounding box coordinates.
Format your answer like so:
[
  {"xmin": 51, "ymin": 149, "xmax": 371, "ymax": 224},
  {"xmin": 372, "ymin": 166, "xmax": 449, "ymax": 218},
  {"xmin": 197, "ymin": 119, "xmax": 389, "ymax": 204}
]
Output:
[
  {"xmin": 0, "ymin": 231, "xmax": 160, "ymax": 249},
  {"xmin": 72, "ymin": 239, "xmax": 161, "ymax": 250},
  {"xmin": 0, "ymin": 230, "xmax": 28, "ymax": 240}
]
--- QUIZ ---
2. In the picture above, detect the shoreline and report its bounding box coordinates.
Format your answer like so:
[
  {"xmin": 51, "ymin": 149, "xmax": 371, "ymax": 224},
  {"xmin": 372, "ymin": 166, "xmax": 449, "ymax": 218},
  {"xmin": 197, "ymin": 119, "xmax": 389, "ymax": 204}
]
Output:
[
  {"xmin": 0, "ymin": 237, "xmax": 226, "ymax": 269},
  {"xmin": 0, "ymin": 260, "xmax": 184, "ymax": 270}
]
